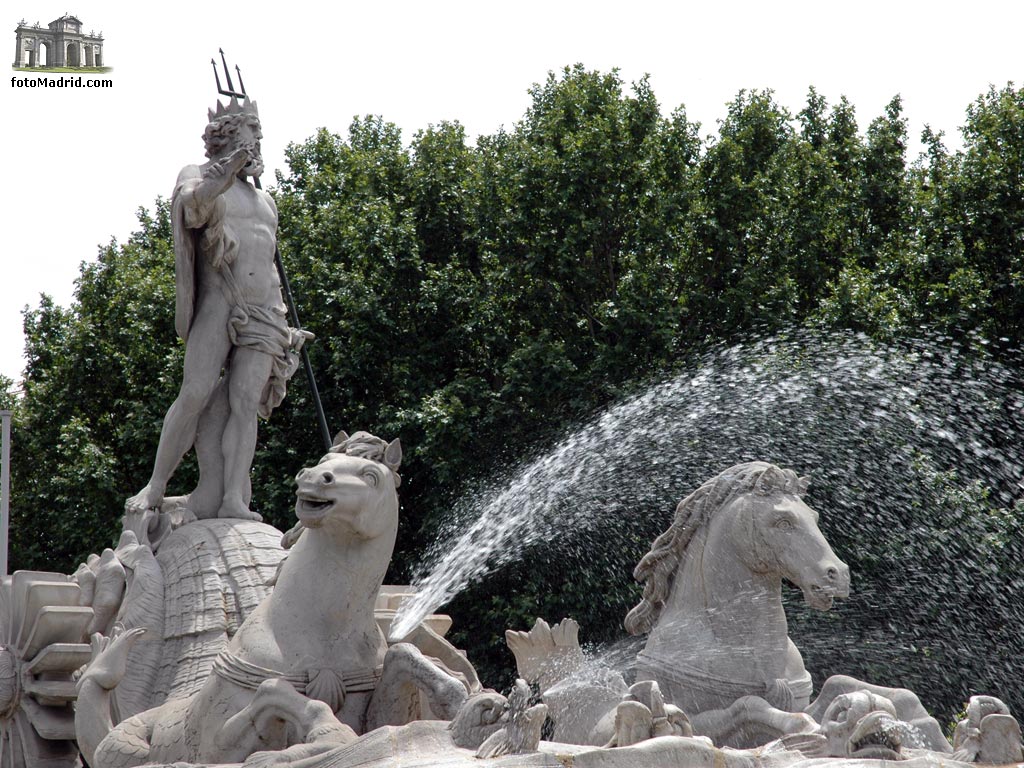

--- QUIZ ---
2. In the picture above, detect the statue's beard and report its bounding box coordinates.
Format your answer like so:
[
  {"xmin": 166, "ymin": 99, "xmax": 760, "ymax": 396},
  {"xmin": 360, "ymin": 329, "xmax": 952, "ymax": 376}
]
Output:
[{"xmin": 237, "ymin": 140, "xmax": 264, "ymax": 177}]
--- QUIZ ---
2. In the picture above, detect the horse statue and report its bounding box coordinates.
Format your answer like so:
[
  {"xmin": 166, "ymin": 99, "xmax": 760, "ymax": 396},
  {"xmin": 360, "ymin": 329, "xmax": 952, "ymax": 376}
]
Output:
[
  {"xmin": 503, "ymin": 463, "xmax": 849, "ymax": 749},
  {"xmin": 75, "ymin": 431, "xmax": 475, "ymax": 768},
  {"xmin": 625, "ymin": 461, "xmax": 850, "ymax": 743}
]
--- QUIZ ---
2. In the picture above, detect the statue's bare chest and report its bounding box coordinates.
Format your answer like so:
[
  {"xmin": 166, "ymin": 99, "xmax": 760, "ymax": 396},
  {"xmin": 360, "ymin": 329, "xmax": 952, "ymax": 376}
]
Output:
[{"xmin": 222, "ymin": 181, "xmax": 276, "ymax": 227}]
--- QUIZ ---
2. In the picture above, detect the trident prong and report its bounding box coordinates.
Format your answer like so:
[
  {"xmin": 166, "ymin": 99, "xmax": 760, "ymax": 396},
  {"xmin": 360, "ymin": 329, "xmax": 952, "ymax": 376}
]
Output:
[
  {"xmin": 211, "ymin": 58, "xmax": 223, "ymax": 94},
  {"xmin": 213, "ymin": 48, "xmax": 246, "ymax": 99},
  {"xmin": 219, "ymin": 48, "xmax": 235, "ymax": 93},
  {"xmin": 235, "ymin": 64, "xmax": 246, "ymax": 97}
]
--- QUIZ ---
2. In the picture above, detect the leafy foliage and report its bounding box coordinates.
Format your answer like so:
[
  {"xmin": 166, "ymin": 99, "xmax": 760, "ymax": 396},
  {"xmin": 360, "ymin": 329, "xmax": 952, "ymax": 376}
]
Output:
[{"xmin": 0, "ymin": 376, "xmax": 15, "ymax": 411}]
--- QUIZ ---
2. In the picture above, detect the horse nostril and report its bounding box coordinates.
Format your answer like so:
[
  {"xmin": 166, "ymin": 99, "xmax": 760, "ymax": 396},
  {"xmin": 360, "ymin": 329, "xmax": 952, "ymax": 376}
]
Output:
[
  {"xmin": 321, "ymin": 471, "xmax": 334, "ymax": 484},
  {"xmin": 826, "ymin": 567, "xmax": 838, "ymax": 581}
]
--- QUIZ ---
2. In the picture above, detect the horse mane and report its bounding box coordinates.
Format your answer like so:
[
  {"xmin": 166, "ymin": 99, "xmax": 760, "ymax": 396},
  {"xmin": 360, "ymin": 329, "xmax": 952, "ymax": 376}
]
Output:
[{"xmin": 624, "ymin": 461, "xmax": 806, "ymax": 635}]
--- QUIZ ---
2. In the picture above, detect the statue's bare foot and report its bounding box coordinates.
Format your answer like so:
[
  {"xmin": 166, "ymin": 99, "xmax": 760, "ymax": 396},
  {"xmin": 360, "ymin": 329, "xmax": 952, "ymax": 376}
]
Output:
[
  {"xmin": 218, "ymin": 498, "xmax": 263, "ymax": 522},
  {"xmin": 125, "ymin": 484, "xmax": 163, "ymax": 513}
]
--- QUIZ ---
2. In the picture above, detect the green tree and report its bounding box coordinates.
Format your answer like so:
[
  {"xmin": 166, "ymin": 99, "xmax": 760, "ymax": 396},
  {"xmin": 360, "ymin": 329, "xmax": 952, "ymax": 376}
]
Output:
[
  {"xmin": 11, "ymin": 203, "xmax": 182, "ymax": 570},
  {"xmin": 945, "ymin": 84, "xmax": 1024, "ymax": 342},
  {"xmin": 814, "ymin": 96, "xmax": 920, "ymax": 337},
  {"xmin": 478, "ymin": 66, "xmax": 698, "ymax": 407},
  {"xmin": 0, "ymin": 376, "xmax": 16, "ymax": 411},
  {"xmin": 684, "ymin": 89, "xmax": 799, "ymax": 338}
]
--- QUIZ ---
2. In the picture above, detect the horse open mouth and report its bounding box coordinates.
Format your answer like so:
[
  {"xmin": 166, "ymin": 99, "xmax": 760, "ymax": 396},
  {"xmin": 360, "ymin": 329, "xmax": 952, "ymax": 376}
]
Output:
[
  {"xmin": 847, "ymin": 712, "xmax": 904, "ymax": 761},
  {"xmin": 806, "ymin": 584, "xmax": 836, "ymax": 610},
  {"xmin": 295, "ymin": 493, "xmax": 333, "ymax": 524}
]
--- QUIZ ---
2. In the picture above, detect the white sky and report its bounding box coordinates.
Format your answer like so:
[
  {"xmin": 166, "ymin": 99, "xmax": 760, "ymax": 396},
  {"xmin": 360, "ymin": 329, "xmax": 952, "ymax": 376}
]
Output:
[{"xmin": 1, "ymin": 0, "xmax": 1021, "ymax": 384}]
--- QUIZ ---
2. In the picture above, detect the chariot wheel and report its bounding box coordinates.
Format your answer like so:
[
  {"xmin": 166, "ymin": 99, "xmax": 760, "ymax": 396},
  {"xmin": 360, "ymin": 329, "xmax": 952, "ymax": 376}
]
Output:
[{"xmin": 0, "ymin": 571, "xmax": 93, "ymax": 768}]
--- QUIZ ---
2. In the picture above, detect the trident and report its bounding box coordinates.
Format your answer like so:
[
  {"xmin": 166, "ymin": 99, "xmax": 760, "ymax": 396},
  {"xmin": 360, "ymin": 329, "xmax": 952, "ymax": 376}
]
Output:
[{"xmin": 211, "ymin": 50, "xmax": 332, "ymax": 452}]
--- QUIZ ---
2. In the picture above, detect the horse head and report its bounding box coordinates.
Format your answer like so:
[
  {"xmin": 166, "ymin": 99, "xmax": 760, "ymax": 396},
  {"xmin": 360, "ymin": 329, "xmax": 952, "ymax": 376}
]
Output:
[
  {"xmin": 293, "ymin": 430, "xmax": 402, "ymax": 541},
  {"xmin": 720, "ymin": 464, "xmax": 850, "ymax": 611},
  {"xmin": 627, "ymin": 462, "xmax": 849, "ymax": 635}
]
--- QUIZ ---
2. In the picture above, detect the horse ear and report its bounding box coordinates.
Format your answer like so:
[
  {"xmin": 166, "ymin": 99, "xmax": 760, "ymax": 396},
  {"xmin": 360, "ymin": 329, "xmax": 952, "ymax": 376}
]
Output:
[
  {"xmin": 331, "ymin": 430, "xmax": 349, "ymax": 452},
  {"xmin": 384, "ymin": 438, "xmax": 403, "ymax": 474},
  {"xmin": 797, "ymin": 475, "xmax": 811, "ymax": 495}
]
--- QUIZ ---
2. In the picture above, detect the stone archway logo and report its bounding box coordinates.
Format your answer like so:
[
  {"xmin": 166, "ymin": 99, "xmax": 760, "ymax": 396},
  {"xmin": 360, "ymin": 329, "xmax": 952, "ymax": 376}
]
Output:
[{"xmin": 12, "ymin": 14, "xmax": 107, "ymax": 70}]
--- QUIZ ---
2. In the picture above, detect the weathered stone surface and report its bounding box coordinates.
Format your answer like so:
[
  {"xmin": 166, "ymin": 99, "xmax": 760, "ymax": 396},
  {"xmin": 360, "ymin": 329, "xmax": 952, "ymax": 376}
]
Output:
[
  {"xmin": 70, "ymin": 519, "xmax": 286, "ymax": 723},
  {"xmin": 953, "ymin": 695, "xmax": 1024, "ymax": 764},
  {"xmin": 507, "ymin": 617, "xmax": 625, "ymax": 745},
  {"xmin": 476, "ymin": 679, "xmax": 546, "ymax": 758},
  {"xmin": 154, "ymin": 518, "xmax": 284, "ymax": 703},
  {"xmin": 807, "ymin": 675, "xmax": 951, "ymax": 754},
  {"xmin": 0, "ymin": 571, "xmax": 89, "ymax": 768}
]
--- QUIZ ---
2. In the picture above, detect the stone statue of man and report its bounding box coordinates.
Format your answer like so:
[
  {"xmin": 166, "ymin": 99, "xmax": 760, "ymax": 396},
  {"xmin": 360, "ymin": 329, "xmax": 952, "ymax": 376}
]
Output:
[{"xmin": 127, "ymin": 97, "xmax": 308, "ymax": 523}]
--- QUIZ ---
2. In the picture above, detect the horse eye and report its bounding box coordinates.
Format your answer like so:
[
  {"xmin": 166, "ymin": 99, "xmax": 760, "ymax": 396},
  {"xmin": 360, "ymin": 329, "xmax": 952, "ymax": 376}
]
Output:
[
  {"xmin": 774, "ymin": 518, "xmax": 794, "ymax": 530},
  {"xmin": 363, "ymin": 470, "xmax": 379, "ymax": 487}
]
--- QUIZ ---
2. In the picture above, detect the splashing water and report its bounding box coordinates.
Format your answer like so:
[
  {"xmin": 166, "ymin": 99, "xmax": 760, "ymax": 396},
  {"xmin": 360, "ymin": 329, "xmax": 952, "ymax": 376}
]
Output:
[
  {"xmin": 890, "ymin": 719, "xmax": 931, "ymax": 751},
  {"xmin": 545, "ymin": 635, "xmax": 647, "ymax": 698},
  {"xmin": 389, "ymin": 328, "xmax": 1024, "ymax": 711}
]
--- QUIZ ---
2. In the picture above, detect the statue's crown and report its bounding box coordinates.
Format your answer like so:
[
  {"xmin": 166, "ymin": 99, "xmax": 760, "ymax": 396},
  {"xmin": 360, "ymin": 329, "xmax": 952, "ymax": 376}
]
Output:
[
  {"xmin": 207, "ymin": 96, "xmax": 259, "ymax": 123},
  {"xmin": 208, "ymin": 49, "xmax": 256, "ymax": 122}
]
